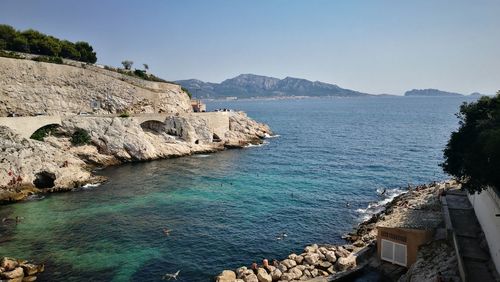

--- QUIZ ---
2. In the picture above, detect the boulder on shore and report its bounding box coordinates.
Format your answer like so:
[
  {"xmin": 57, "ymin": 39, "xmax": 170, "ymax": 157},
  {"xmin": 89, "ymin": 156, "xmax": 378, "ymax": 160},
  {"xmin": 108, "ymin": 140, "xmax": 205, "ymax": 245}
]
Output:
[
  {"xmin": 335, "ymin": 255, "xmax": 356, "ymax": 271},
  {"xmin": 216, "ymin": 270, "xmax": 236, "ymax": 282},
  {"xmin": 256, "ymin": 268, "xmax": 272, "ymax": 282}
]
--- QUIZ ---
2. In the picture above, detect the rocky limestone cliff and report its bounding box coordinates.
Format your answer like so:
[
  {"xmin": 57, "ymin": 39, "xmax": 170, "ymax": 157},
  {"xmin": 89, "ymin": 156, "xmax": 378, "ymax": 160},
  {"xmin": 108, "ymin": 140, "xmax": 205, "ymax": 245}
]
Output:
[
  {"xmin": 0, "ymin": 112, "xmax": 272, "ymax": 203},
  {"xmin": 0, "ymin": 126, "xmax": 97, "ymax": 202},
  {"xmin": 0, "ymin": 57, "xmax": 192, "ymax": 116},
  {"xmin": 0, "ymin": 57, "xmax": 273, "ymax": 203}
]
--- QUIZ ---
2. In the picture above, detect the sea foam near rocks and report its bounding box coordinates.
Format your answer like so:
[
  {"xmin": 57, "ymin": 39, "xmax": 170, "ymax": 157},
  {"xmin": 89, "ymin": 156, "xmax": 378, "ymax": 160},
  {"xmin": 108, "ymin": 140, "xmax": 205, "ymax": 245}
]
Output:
[{"xmin": 356, "ymin": 188, "xmax": 405, "ymax": 221}]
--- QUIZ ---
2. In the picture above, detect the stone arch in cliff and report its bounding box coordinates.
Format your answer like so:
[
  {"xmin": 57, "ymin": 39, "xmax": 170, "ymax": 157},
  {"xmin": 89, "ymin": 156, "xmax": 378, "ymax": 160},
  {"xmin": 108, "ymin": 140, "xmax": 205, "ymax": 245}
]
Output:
[
  {"xmin": 140, "ymin": 120, "xmax": 166, "ymax": 134},
  {"xmin": 29, "ymin": 123, "xmax": 62, "ymax": 141}
]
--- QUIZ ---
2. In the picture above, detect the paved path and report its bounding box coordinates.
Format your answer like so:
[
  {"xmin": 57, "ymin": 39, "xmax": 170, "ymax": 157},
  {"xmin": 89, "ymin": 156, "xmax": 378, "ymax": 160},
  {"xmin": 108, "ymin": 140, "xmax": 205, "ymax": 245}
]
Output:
[{"xmin": 446, "ymin": 190, "xmax": 497, "ymax": 282}]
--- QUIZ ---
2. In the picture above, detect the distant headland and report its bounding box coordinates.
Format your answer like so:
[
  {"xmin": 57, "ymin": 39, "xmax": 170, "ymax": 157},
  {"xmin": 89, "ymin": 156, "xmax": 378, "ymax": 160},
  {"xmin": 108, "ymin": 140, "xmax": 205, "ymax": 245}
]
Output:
[{"xmin": 177, "ymin": 74, "xmax": 488, "ymax": 100}]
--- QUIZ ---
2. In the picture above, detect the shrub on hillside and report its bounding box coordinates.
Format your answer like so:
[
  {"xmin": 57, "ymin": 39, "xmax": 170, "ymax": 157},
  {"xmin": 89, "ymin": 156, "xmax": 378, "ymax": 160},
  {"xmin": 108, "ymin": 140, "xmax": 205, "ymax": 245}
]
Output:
[
  {"xmin": 181, "ymin": 87, "xmax": 192, "ymax": 99},
  {"xmin": 71, "ymin": 128, "xmax": 91, "ymax": 146},
  {"xmin": 442, "ymin": 91, "xmax": 500, "ymax": 193},
  {"xmin": 32, "ymin": 56, "xmax": 63, "ymax": 64},
  {"xmin": 0, "ymin": 49, "xmax": 23, "ymax": 59}
]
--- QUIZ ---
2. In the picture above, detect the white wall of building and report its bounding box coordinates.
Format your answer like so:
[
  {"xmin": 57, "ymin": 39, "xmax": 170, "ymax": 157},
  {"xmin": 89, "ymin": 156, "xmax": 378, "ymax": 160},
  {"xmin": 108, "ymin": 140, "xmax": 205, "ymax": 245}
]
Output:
[{"xmin": 468, "ymin": 187, "xmax": 500, "ymax": 273}]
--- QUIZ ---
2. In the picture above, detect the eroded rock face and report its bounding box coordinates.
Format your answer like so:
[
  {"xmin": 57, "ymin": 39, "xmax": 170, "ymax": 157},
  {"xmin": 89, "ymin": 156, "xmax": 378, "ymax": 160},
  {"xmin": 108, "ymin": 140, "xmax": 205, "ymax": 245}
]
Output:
[
  {"xmin": 0, "ymin": 57, "xmax": 274, "ymax": 206},
  {"xmin": 225, "ymin": 112, "xmax": 272, "ymax": 147},
  {"xmin": 1, "ymin": 111, "xmax": 271, "ymax": 202},
  {"xmin": 0, "ymin": 126, "xmax": 93, "ymax": 196},
  {"xmin": 0, "ymin": 57, "xmax": 191, "ymax": 116}
]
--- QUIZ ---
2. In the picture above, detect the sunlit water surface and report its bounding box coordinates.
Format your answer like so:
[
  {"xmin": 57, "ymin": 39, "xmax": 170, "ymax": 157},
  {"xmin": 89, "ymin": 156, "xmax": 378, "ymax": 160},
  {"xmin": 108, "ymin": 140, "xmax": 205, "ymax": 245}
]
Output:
[{"xmin": 0, "ymin": 97, "xmax": 474, "ymax": 281}]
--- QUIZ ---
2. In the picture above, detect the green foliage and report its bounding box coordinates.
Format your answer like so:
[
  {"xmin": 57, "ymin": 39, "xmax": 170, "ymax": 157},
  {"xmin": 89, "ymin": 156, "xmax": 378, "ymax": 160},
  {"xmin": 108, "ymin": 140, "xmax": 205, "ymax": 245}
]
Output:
[
  {"xmin": 60, "ymin": 40, "xmax": 81, "ymax": 60},
  {"xmin": 121, "ymin": 60, "xmax": 133, "ymax": 70},
  {"xmin": 0, "ymin": 24, "xmax": 97, "ymax": 63},
  {"xmin": 75, "ymin": 41, "xmax": 97, "ymax": 63},
  {"xmin": 181, "ymin": 87, "xmax": 192, "ymax": 98},
  {"xmin": 134, "ymin": 69, "xmax": 147, "ymax": 78},
  {"xmin": 113, "ymin": 67, "xmax": 167, "ymax": 82},
  {"xmin": 11, "ymin": 35, "xmax": 29, "ymax": 52},
  {"xmin": 118, "ymin": 112, "xmax": 130, "ymax": 118},
  {"xmin": 0, "ymin": 49, "xmax": 23, "ymax": 59},
  {"xmin": 30, "ymin": 124, "xmax": 60, "ymax": 141},
  {"xmin": 442, "ymin": 91, "xmax": 500, "ymax": 193},
  {"xmin": 71, "ymin": 128, "xmax": 91, "ymax": 146},
  {"xmin": 32, "ymin": 56, "xmax": 63, "ymax": 64},
  {"xmin": 0, "ymin": 24, "xmax": 16, "ymax": 49}
]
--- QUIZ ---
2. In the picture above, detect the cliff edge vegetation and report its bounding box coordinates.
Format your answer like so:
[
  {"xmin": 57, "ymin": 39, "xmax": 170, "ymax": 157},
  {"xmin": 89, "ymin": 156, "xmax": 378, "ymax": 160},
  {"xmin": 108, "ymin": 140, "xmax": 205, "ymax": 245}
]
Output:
[{"xmin": 0, "ymin": 24, "xmax": 96, "ymax": 63}]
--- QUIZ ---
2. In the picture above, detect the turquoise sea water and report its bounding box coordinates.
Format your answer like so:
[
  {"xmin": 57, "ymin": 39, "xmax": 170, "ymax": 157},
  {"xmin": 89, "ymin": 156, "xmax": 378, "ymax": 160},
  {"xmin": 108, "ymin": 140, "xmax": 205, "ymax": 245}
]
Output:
[{"xmin": 0, "ymin": 96, "xmax": 474, "ymax": 281}]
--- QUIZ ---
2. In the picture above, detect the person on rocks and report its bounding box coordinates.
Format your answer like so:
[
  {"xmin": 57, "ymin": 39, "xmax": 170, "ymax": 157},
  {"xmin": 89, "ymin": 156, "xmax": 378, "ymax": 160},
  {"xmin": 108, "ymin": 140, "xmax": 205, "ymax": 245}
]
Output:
[
  {"xmin": 251, "ymin": 262, "xmax": 258, "ymax": 274},
  {"xmin": 262, "ymin": 259, "xmax": 269, "ymax": 269}
]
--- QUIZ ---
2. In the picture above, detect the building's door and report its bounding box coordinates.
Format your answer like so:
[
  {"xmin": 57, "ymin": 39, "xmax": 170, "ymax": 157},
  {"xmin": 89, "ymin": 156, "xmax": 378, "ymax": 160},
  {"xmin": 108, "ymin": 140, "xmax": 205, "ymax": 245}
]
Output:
[{"xmin": 381, "ymin": 239, "xmax": 407, "ymax": 266}]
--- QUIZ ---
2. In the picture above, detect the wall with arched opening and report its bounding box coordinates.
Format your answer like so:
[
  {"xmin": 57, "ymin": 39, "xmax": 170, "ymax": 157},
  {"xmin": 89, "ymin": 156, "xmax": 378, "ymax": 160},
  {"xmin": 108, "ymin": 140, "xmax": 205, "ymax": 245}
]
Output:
[
  {"xmin": 30, "ymin": 123, "xmax": 61, "ymax": 141},
  {"xmin": 140, "ymin": 120, "xmax": 166, "ymax": 134}
]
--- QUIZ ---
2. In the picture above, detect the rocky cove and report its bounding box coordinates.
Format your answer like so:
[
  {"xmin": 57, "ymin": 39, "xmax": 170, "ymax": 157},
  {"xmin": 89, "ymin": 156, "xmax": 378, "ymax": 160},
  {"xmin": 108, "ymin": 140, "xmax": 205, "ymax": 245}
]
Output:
[{"xmin": 0, "ymin": 56, "xmax": 272, "ymax": 203}]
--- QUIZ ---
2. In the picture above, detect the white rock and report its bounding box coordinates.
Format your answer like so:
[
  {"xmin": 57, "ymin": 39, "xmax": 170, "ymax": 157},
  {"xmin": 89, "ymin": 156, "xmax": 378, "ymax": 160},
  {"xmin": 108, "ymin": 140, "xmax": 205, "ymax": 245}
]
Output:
[
  {"xmin": 304, "ymin": 253, "xmax": 320, "ymax": 265},
  {"xmin": 294, "ymin": 255, "xmax": 304, "ymax": 264},
  {"xmin": 287, "ymin": 267, "xmax": 303, "ymax": 279},
  {"xmin": 325, "ymin": 251, "xmax": 337, "ymax": 263},
  {"xmin": 243, "ymin": 273, "xmax": 258, "ymax": 282},
  {"xmin": 335, "ymin": 255, "xmax": 356, "ymax": 271},
  {"xmin": 304, "ymin": 244, "xmax": 319, "ymax": 253},
  {"xmin": 256, "ymin": 268, "xmax": 272, "ymax": 282},
  {"xmin": 271, "ymin": 268, "xmax": 282, "ymax": 281},
  {"xmin": 1, "ymin": 267, "xmax": 24, "ymax": 279},
  {"xmin": 281, "ymin": 259, "xmax": 296, "ymax": 268},
  {"xmin": 216, "ymin": 270, "xmax": 236, "ymax": 282},
  {"xmin": 236, "ymin": 266, "xmax": 248, "ymax": 278}
]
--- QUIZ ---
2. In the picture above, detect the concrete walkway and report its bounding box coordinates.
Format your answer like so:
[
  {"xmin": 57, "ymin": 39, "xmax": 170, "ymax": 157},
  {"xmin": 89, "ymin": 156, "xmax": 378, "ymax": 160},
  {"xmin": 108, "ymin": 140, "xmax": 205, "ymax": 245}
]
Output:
[{"xmin": 445, "ymin": 189, "xmax": 497, "ymax": 282}]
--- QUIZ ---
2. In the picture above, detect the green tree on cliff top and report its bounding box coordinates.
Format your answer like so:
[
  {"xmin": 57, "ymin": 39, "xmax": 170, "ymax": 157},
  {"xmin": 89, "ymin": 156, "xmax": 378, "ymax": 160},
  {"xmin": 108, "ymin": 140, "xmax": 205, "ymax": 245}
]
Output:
[{"xmin": 441, "ymin": 91, "xmax": 500, "ymax": 193}]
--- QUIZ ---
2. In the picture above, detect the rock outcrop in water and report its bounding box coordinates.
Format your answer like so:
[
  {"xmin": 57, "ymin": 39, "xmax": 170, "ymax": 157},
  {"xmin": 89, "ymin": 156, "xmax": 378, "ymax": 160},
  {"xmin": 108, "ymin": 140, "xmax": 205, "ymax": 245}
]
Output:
[
  {"xmin": 0, "ymin": 57, "xmax": 272, "ymax": 203},
  {"xmin": 0, "ymin": 257, "xmax": 45, "ymax": 281}
]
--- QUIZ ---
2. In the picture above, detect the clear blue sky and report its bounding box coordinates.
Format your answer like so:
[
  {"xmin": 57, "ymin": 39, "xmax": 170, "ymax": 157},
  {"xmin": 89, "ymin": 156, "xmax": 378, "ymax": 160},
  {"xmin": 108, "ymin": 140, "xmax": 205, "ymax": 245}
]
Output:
[{"xmin": 1, "ymin": 0, "xmax": 499, "ymax": 95}]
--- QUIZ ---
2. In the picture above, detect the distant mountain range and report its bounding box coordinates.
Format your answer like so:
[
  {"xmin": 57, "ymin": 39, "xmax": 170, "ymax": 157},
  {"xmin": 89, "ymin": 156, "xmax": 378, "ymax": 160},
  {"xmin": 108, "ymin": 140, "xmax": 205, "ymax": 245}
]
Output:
[
  {"xmin": 176, "ymin": 74, "xmax": 486, "ymax": 99},
  {"xmin": 176, "ymin": 74, "xmax": 369, "ymax": 99}
]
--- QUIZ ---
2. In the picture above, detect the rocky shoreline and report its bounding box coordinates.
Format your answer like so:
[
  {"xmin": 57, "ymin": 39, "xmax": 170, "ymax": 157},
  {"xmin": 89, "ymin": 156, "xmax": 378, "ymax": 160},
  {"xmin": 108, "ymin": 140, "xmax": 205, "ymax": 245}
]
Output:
[
  {"xmin": 215, "ymin": 180, "xmax": 459, "ymax": 282},
  {"xmin": 0, "ymin": 257, "xmax": 45, "ymax": 282},
  {"xmin": 0, "ymin": 111, "xmax": 272, "ymax": 204}
]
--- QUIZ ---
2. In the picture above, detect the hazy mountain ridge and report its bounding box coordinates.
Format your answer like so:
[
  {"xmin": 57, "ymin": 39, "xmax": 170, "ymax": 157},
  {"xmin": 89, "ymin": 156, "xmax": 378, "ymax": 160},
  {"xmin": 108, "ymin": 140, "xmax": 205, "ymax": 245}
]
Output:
[
  {"xmin": 177, "ymin": 74, "xmax": 488, "ymax": 99},
  {"xmin": 177, "ymin": 74, "xmax": 369, "ymax": 98}
]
